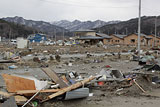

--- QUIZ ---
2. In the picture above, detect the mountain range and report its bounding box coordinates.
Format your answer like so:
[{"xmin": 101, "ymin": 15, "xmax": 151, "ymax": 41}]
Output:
[
  {"xmin": 95, "ymin": 16, "xmax": 160, "ymax": 36},
  {"xmin": 2, "ymin": 16, "xmax": 160, "ymax": 39},
  {"xmin": 2, "ymin": 16, "xmax": 68, "ymax": 36},
  {"xmin": 52, "ymin": 20, "xmax": 120, "ymax": 31},
  {"xmin": 0, "ymin": 19, "xmax": 37, "ymax": 39},
  {"xmin": 2, "ymin": 16, "xmax": 120, "ymax": 37}
]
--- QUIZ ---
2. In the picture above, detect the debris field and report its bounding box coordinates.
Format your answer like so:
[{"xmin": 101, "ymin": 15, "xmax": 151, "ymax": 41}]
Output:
[{"xmin": 0, "ymin": 43, "xmax": 160, "ymax": 107}]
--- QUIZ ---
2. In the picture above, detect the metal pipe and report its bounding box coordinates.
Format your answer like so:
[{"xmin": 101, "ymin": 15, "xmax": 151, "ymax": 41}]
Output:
[{"xmin": 138, "ymin": 0, "xmax": 141, "ymax": 55}]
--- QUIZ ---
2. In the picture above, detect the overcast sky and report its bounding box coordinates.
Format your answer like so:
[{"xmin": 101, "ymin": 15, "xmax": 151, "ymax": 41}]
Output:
[{"xmin": 0, "ymin": 0, "xmax": 159, "ymax": 22}]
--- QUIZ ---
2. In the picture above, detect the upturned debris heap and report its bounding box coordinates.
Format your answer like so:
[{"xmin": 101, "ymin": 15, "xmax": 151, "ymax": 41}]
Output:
[{"xmin": 0, "ymin": 68, "xmax": 96, "ymax": 106}]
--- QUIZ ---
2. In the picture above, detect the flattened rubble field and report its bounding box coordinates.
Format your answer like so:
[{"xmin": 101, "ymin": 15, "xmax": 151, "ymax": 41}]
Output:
[{"xmin": 0, "ymin": 44, "xmax": 160, "ymax": 107}]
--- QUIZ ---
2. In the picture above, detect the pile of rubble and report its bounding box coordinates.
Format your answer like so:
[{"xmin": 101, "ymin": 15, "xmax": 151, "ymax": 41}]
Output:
[
  {"xmin": 0, "ymin": 68, "xmax": 95, "ymax": 106},
  {"xmin": 1, "ymin": 64, "xmax": 160, "ymax": 107},
  {"xmin": 0, "ymin": 45, "xmax": 160, "ymax": 107}
]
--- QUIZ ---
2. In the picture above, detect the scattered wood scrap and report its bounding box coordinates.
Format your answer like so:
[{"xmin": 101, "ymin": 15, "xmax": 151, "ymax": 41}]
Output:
[
  {"xmin": 0, "ymin": 60, "xmax": 16, "ymax": 63},
  {"xmin": 2, "ymin": 74, "xmax": 36, "ymax": 93},
  {"xmin": 133, "ymin": 79, "xmax": 146, "ymax": 93},
  {"xmin": 16, "ymin": 89, "xmax": 61, "ymax": 95},
  {"xmin": 41, "ymin": 68, "xmax": 68, "ymax": 88},
  {"xmin": 14, "ymin": 95, "xmax": 28, "ymax": 105},
  {"xmin": 42, "ymin": 76, "xmax": 95, "ymax": 102},
  {"xmin": 0, "ymin": 91, "xmax": 15, "ymax": 98}
]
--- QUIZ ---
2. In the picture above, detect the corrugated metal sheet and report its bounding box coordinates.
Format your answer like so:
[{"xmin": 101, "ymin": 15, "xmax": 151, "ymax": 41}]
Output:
[{"xmin": 65, "ymin": 88, "xmax": 89, "ymax": 100}]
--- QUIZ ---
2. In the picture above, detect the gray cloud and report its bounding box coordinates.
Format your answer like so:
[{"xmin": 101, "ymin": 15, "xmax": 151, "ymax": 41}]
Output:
[{"xmin": 0, "ymin": 0, "xmax": 159, "ymax": 22}]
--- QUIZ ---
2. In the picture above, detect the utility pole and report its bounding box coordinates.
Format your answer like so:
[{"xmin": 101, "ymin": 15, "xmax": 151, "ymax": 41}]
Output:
[
  {"xmin": 63, "ymin": 29, "xmax": 64, "ymax": 41},
  {"xmin": 52, "ymin": 34, "xmax": 54, "ymax": 40},
  {"xmin": 126, "ymin": 28, "xmax": 128, "ymax": 35},
  {"xmin": 108, "ymin": 30, "xmax": 110, "ymax": 35},
  {"xmin": 54, "ymin": 29, "xmax": 57, "ymax": 42},
  {"xmin": 154, "ymin": 16, "xmax": 157, "ymax": 47},
  {"xmin": 138, "ymin": 0, "xmax": 141, "ymax": 55},
  {"xmin": 9, "ymin": 28, "xmax": 11, "ymax": 41}
]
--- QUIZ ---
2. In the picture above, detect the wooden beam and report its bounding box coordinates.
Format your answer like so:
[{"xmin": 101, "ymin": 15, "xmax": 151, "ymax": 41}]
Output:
[
  {"xmin": 16, "ymin": 89, "xmax": 61, "ymax": 95},
  {"xmin": 42, "ymin": 76, "xmax": 95, "ymax": 102},
  {"xmin": 0, "ymin": 91, "xmax": 15, "ymax": 97},
  {"xmin": 14, "ymin": 96, "xmax": 28, "ymax": 104},
  {"xmin": 41, "ymin": 68, "xmax": 68, "ymax": 88},
  {"xmin": 133, "ymin": 79, "xmax": 146, "ymax": 93}
]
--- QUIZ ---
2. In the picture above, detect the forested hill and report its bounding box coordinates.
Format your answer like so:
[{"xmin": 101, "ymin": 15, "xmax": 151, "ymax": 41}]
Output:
[
  {"xmin": 0, "ymin": 19, "xmax": 37, "ymax": 39},
  {"xmin": 95, "ymin": 16, "xmax": 160, "ymax": 36}
]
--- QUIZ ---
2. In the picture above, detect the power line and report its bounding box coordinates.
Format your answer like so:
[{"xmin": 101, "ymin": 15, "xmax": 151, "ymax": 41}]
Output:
[
  {"xmin": 142, "ymin": 7, "xmax": 160, "ymax": 15},
  {"xmin": 40, "ymin": 0, "xmax": 138, "ymax": 9}
]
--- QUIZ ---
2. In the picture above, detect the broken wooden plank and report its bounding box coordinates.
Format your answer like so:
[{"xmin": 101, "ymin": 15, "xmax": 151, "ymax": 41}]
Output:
[
  {"xmin": 0, "ymin": 60, "xmax": 16, "ymax": 63},
  {"xmin": 0, "ymin": 91, "xmax": 15, "ymax": 98},
  {"xmin": 2, "ymin": 74, "xmax": 36, "ymax": 92},
  {"xmin": 133, "ymin": 79, "xmax": 146, "ymax": 93},
  {"xmin": 42, "ymin": 76, "xmax": 95, "ymax": 102},
  {"xmin": 22, "ymin": 88, "xmax": 43, "ymax": 107},
  {"xmin": 14, "ymin": 95, "xmax": 28, "ymax": 105},
  {"xmin": 16, "ymin": 89, "xmax": 61, "ymax": 95},
  {"xmin": 41, "ymin": 68, "xmax": 68, "ymax": 88}
]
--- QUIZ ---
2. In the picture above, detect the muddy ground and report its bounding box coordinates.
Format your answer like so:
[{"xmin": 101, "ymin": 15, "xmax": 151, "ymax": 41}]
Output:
[{"xmin": 0, "ymin": 43, "xmax": 160, "ymax": 107}]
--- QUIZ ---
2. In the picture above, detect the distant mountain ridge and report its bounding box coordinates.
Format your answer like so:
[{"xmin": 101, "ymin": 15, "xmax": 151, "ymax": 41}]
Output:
[
  {"xmin": 52, "ymin": 20, "xmax": 120, "ymax": 31},
  {"xmin": 2, "ymin": 16, "xmax": 69, "ymax": 36},
  {"xmin": 5, "ymin": 16, "xmax": 159, "ymax": 38},
  {"xmin": 0, "ymin": 19, "xmax": 37, "ymax": 39},
  {"xmin": 95, "ymin": 16, "xmax": 160, "ymax": 36}
]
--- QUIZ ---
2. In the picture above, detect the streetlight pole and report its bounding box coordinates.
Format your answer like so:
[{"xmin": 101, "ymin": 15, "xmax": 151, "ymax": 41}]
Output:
[
  {"xmin": 155, "ymin": 16, "xmax": 157, "ymax": 47},
  {"xmin": 138, "ymin": 0, "xmax": 141, "ymax": 55}
]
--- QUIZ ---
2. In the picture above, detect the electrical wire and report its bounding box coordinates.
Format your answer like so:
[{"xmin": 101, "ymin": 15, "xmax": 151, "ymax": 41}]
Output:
[
  {"xmin": 142, "ymin": 7, "xmax": 160, "ymax": 15},
  {"xmin": 40, "ymin": 0, "xmax": 138, "ymax": 9}
]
